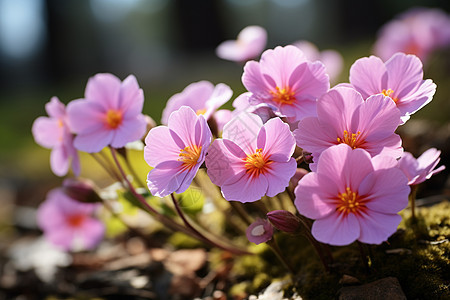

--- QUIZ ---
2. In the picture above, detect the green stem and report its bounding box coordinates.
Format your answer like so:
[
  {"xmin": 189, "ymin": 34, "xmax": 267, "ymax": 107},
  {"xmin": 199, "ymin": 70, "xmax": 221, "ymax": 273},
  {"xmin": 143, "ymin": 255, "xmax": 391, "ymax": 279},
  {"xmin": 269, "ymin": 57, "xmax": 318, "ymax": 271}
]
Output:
[
  {"xmin": 267, "ymin": 238, "xmax": 296, "ymax": 275},
  {"xmin": 409, "ymin": 185, "xmax": 418, "ymax": 220},
  {"xmin": 170, "ymin": 194, "xmax": 251, "ymax": 255}
]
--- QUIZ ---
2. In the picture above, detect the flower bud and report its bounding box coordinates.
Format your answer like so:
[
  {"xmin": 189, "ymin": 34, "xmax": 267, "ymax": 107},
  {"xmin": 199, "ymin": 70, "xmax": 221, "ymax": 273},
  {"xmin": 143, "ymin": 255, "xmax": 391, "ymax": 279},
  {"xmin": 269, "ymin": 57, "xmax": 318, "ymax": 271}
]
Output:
[
  {"xmin": 267, "ymin": 210, "xmax": 301, "ymax": 234},
  {"xmin": 62, "ymin": 178, "xmax": 102, "ymax": 203},
  {"xmin": 246, "ymin": 218, "xmax": 273, "ymax": 245}
]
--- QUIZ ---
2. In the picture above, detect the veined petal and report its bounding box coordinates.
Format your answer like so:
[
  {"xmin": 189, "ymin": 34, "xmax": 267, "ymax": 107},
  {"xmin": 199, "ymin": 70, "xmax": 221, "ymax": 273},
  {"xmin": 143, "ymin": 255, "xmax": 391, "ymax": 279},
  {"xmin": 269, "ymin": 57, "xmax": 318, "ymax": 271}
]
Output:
[
  {"xmin": 222, "ymin": 112, "xmax": 262, "ymax": 154},
  {"xmin": 85, "ymin": 73, "xmax": 122, "ymax": 109},
  {"xmin": 259, "ymin": 117, "xmax": 296, "ymax": 160},
  {"xmin": 357, "ymin": 211, "xmax": 402, "ymax": 244},
  {"xmin": 221, "ymin": 172, "xmax": 269, "ymax": 203},
  {"xmin": 349, "ymin": 55, "xmax": 387, "ymax": 99},
  {"xmin": 312, "ymin": 213, "xmax": 360, "ymax": 246},
  {"xmin": 264, "ymin": 159, "xmax": 297, "ymax": 197}
]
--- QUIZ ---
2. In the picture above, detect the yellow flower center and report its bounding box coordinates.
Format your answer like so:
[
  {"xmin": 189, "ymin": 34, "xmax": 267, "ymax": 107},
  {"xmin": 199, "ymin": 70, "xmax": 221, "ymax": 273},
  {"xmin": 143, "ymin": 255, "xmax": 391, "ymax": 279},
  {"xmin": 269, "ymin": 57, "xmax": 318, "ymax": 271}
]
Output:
[
  {"xmin": 196, "ymin": 108, "xmax": 207, "ymax": 115},
  {"xmin": 244, "ymin": 148, "xmax": 272, "ymax": 177},
  {"xmin": 381, "ymin": 89, "xmax": 399, "ymax": 103},
  {"xmin": 179, "ymin": 145, "xmax": 202, "ymax": 171},
  {"xmin": 270, "ymin": 86, "xmax": 296, "ymax": 105},
  {"xmin": 336, "ymin": 187, "xmax": 366, "ymax": 215},
  {"xmin": 337, "ymin": 130, "xmax": 363, "ymax": 149},
  {"xmin": 105, "ymin": 109, "xmax": 123, "ymax": 129}
]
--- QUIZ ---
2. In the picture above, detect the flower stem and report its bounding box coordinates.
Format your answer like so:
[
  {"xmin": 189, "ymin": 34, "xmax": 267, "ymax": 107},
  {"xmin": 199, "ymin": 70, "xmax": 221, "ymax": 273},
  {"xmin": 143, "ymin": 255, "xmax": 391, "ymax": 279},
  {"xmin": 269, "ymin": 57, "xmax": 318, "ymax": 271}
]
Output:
[
  {"xmin": 266, "ymin": 238, "xmax": 296, "ymax": 275},
  {"xmin": 409, "ymin": 185, "xmax": 418, "ymax": 221},
  {"xmin": 170, "ymin": 193, "xmax": 251, "ymax": 255},
  {"xmin": 109, "ymin": 147, "xmax": 197, "ymax": 236}
]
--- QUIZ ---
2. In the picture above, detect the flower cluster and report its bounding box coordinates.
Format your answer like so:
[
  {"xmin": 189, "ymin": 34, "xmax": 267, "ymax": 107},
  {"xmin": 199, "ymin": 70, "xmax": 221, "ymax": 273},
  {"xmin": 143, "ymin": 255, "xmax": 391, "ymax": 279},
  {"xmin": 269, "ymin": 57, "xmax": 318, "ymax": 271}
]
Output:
[{"xmin": 32, "ymin": 23, "xmax": 446, "ymax": 279}]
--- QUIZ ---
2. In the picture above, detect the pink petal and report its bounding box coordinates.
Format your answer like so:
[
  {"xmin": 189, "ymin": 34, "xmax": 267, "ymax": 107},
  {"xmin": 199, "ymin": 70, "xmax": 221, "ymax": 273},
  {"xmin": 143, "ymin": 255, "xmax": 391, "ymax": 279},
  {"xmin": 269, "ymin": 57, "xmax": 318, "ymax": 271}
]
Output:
[
  {"xmin": 352, "ymin": 94, "xmax": 401, "ymax": 139},
  {"xmin": 147, "ymin": 166, "xmax": 187, "ymax": 197},
  {"xmin": 50, "ymin": 145, "xmax": 70, "ymax": 177},
  {"xmin": 264, "ymin": 159, "xmax": 297, "ymax": 197},
  {"xmin": 45, "ymin": 97, "xmax": 66, "ymax": 118},
  {"xmin": 359, "ymin": 168, "xmax": 410, "ymax": 214},
  {"xmin": 294, "ymin": 117, "xmax": 337, "ymax": 155},
  {"xmin": 312, "ymin": 212, "xmax": 360, "ymax": 246},
  {"xmin": 168, "ymin": 106, "xmax": 203, "ymax": 147},
  {"xmin": 205, "ymin": 139, "xmax": 245, "ymax": 186},
  {"xmin": 110, "ymin": 115, "xmax": 147, "ymax": 148},
  {"xmin": 242, "ymin": 61, "xmax": 268, "ymax": 98},
  {"xmin": 32, "ymin": 117, "xmax": 62, "ymax": 148},
  {"xmin": 349, "ymin": 56, "xmax": 386, "ymax": 99},
  {"xmin": 290, "ymin": 60, "xmax": 329, "ymax": 100},
  {"xmin": 317, "ymin": 145, "xmax": 373, "ymax": 190},
  {"xmin": 260, "ymin": 117, "xmax": 296, "ymax": 161},
  {"xmin": 295, "ymin": 172, "xmax": 339, "ymax": 219},
  {"xmin": 385, "ymin": 53, "xmax": 424, "ymax": 98},
  {"xmin": 221, "ymin": 172, "xmax": 269, "ymax": 203},
  {"xmin": 85, "ymin": 73, "xmax": 122, "ymax": 109},
  {"xmin": 259, "ymin": 46, "xmax": 307, "ymax": 86},
  {"xmin": 77, "ymin": 218, "xmax": 105, "ymax": 249},
  {"xmin": 144, "ymin": 126, "xmax": 182, "ymax": 167},
  {"xmin": 120, "ymin": 75, "xmax": 144, "ymax": 118},
  {"xmin": 204, "ymin": 83, "xmax": 233, "ymax": 120},
  {"xmin": 66, "ymin": 99, "xmax": 105, "ymax": 134},
  {"xmin": 73, "ymin": 127, "xmax": 114, "ymax": 153},
  {"xmin": 357, "ymin": 211, "xmax": 402, "ymax": 244},
  {"xmin": 161, "ymin": 81, "xmax": 214, "ymax": 124},
  {"xmin": 318, "ymin": 87, "xmax": 364, "ymax": 134},
  {"xmin": 222, "ymin": 112, "xmax": 262, "ymax": 154},
  {"xmin": 397, "ymin": 79, "xmax": 436, "ymax": 122}
]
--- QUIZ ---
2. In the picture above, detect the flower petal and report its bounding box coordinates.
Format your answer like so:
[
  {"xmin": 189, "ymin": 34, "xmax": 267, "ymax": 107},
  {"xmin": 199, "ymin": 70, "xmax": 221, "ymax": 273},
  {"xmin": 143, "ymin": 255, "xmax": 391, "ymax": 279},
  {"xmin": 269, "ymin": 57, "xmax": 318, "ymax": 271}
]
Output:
[{"xmin": 311, "ymin": 212, "xmax": 360, "ymax": 246}]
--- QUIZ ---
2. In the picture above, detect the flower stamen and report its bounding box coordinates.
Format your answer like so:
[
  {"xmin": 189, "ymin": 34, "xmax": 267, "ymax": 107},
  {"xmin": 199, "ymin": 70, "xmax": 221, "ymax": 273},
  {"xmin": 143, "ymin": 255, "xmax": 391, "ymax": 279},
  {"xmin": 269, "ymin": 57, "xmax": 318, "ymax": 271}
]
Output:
[
  {"xmin": 336, "ymin": 187, "xmax": 366, "ymax": 215},
  {"xmin": 179, "ymin": 145, "xmax": 202, "ymax": 170},
  {"xmin": 381, "ymin": 89, "xmax": 399, "ymax": 103},
  {"xmin": 337, "ymin": 130, "xmax": 362, "ymax": 149},
  {"xmin": 270, "ymin": 86, "xmax": 296, "ymax": 105},
  {"xmin": 244, "ymin": 148, "xmax": 272, "ymax": 177},
  {"xmin": 105, "ymin": 109, "xmax": 123, "ymax": 129}
]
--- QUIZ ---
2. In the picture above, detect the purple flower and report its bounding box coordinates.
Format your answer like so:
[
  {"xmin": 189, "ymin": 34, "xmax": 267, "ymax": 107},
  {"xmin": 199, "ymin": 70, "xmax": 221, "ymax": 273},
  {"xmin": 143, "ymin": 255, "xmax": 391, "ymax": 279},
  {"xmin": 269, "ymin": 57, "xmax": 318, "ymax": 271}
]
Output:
[
  {"xmin": 373, "ymin": 7, "xmax": 450, "ymax": 64},
  {"xmin": 67, "ymin": 73, "xmax": 147, "ymax": 153},
  {"xmin": 216, "ymin": 25, "xmax": 267, "ymax": 63},
  {"xmin": 246, "ymin": 218, "xmax": 273, "ymax": 245},
  {"xmin": 294, "ymin": 87, "xmax": 403, "ymax": 170},
  {"xmin": 205, "ymin": 112, "xmax": 297, "ymax": 203},
  {"xmin": 295, "ymin": 144, "xmax": 410, "ymax": 246},
  {"xmin": 161, "ymin": 81, "xmax": 233, "ymax": 125},
  {"xmin": 398, "ymin": 148, "xmax": 446, "ymax": 185},
  {"xmin": 292, "ymin": 40, "xmax": 344, "ymax": 84},
  {"xmin": 144, "ymin": 106, "xmax": 212, "ymax": 197},
  {"xmin": 349, "ymin": 52, "xmax": 436, "ymax": 124},
  {"xmin": 37, "ymin": 188, "xmax": 104, "ymax": 251},
  {"xmin": 242, "ymin": 45, "xmax": 330, "ymax": 122},
  {"xmin": 32, "ymin": 97, "xmax": 80, "ymax": 177}
]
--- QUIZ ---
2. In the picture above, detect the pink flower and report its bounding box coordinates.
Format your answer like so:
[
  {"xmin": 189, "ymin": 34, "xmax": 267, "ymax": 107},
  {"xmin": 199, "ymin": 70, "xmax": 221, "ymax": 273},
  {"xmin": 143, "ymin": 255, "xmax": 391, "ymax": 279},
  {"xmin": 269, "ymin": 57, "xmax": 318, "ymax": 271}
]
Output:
[
  {"xmin": 295, "ymin": 144, "xmax": 410, "ymax": 245},
  {"xmin": 242, "ymin": 45, "xmax": 330, "ymax": 122},
  {"xmin": 349, "ymin": 52, "xmax": 436, "ymax": 124},
  {"xmin": 161, "ymin": 81, "xmax": 233, "ymax": 125},
  {"xmin": 67, "ymin": 73, "xmax": 147, "ymax": 153},
  {"xmin": 373, "ymin": 7, "xmax": 450, "ymax": 64},
  {"xmin": 144, "ymin": 106, "xmax": 212, "ymax": 197},
  {"xmin": 398, "ymin": 148, "xmax": 446, "ymax": 185},
  {"xmin": 246, "ymin": 218, "xmax": 273, "ymax": 245},
  {"xmin": 216, "ymin": 25, "xmax": 267, "ymax": 62},
  {"xmin": 205, "ymin": 112, "xmax": 297, "ymax": 203},
  {"xmin": 37, "ymin": 188, "xmax": 104, "ymax": 251},
  {"xmin": 294, "ymin": 87, "xmax": 403, "ymax": 170},
  {"xmin": 32, "ymin": 97, "xmax": 80, "ymax": 177},
  {"xmin": 292, "ymin": 40, "xmax": 344, "ymax": 84}
]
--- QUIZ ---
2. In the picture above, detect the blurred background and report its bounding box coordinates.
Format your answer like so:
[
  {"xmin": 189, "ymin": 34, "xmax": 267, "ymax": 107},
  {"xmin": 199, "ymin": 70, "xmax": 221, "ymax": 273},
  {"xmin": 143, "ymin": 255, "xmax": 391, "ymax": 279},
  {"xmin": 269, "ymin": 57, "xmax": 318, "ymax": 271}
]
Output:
[{"xmin": 0, "ymin": 0, "xmax": 449, "ymax": 220}]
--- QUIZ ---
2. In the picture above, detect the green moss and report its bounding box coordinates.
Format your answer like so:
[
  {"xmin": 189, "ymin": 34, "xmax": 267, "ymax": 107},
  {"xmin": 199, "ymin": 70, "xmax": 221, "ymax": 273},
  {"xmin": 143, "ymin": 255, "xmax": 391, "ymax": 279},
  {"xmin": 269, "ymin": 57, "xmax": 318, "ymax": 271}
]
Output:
[{"xmin": 229, "ymin": 201, "xmax": 450, "ymax": 299}]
